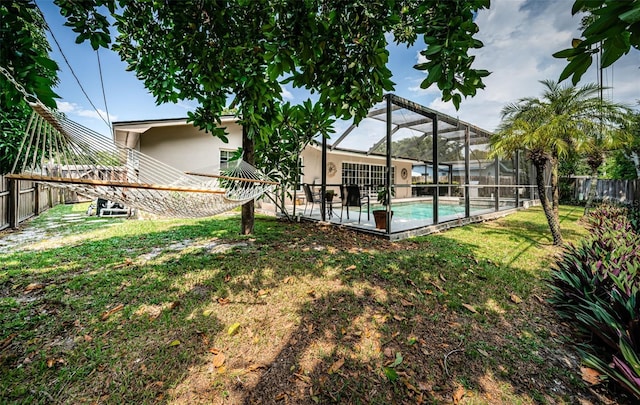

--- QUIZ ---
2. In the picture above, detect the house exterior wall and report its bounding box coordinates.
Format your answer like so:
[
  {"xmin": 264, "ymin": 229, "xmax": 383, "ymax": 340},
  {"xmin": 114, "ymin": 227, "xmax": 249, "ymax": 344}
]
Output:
[
  {"xmin": 114, "ymin": 119, "xmax": 416, "ymax": 203},
  {"xmin": 301, "ymin": 146, "xmax": 414, "ymax": 199},
  {"xmin": 139, "ymin": 122, "xmax": 242, "ymax": 173}
]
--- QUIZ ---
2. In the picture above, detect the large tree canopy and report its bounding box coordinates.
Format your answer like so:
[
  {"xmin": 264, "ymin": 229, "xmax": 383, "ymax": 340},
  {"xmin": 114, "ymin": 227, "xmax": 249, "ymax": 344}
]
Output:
[
  {"xmin": 0, "ymin": 1, "xmax": 59, "ymax": 174},
  {"xmin": 554, "ymin": 0, "xmax": 640, "ymax": 85},
  {"xmin": 54, "ymin": 0, "xmax": 490, "ymax": 137}
]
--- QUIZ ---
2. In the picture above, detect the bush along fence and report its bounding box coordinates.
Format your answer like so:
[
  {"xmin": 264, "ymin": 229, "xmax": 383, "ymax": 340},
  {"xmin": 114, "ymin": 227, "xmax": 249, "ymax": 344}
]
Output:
[
  {"xmin": 0, "ymin": 175, "xmax": 63, "ymax": 231},
  {"xmin": 549, "ymin": 204, "xmax": 640, "ymax": 399}
]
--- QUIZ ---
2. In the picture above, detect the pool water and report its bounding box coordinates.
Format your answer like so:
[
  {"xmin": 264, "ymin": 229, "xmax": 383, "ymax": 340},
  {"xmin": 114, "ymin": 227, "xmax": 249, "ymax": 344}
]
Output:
[{"xmin": 388, "ymin": 202, "xmax": 466, "ymax": 220}]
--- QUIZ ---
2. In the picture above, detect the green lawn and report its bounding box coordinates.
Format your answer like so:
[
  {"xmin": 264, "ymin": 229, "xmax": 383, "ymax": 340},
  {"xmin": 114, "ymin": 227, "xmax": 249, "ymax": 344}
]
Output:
[{"xmin": 1, "ymin": 203, "xmax": 628, "ymax": 404}]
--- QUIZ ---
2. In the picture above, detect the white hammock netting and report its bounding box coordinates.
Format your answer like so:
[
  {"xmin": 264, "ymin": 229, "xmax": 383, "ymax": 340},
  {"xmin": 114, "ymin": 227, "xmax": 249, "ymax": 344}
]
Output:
[{"xmin": 8, "ymin": 103, "xmax": 275, "ymax": 218}]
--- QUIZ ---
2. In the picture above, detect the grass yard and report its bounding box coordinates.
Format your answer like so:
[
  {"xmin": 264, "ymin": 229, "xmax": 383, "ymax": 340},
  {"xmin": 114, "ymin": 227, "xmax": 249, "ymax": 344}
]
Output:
[{"xmin": 0, "ymin": 203, "xmax": 632, "ymax": 404}]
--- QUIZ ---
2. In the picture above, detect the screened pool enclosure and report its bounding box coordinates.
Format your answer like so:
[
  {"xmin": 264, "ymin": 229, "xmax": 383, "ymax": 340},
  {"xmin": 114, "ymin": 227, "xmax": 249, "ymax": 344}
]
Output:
[{"xmin": 293, "ymin": 94, "xmax": 542, "ymax": 239}]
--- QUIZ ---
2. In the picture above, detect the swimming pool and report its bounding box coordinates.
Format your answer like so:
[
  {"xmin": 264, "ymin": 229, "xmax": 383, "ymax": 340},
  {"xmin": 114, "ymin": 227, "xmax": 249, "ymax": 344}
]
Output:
[{"xmin": 378, "ymin": 202, "xmax": 466, "ymax": 220}]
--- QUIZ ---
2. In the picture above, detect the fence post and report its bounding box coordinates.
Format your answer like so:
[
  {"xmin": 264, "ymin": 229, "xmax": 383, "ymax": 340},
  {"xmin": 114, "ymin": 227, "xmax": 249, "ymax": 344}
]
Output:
[
  {"xmin": 9, "ymin": 179, "xmax": 18, "ymax": 229},
  {"xmin": 34, "ymin": 183, "xmax": 41, "ymax": 215}
]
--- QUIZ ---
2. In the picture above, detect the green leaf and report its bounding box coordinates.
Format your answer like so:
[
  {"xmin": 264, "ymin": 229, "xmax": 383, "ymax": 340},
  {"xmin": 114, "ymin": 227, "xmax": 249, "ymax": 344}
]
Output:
[
  {"xmin": 382, "ymin": 366, "xmax": 398, "ymax": 382},
  {"xmin": 601, "ymin": 35, "xmax": 630, "ymax": 68},
  {"xmin": 619, "ymin": 6, "xmax": 640, "ymax": 24},
  {"xmin": 390, "ymin": 351, "xmax": 403, "ymax": 367},
  {"xmin": 553, "ymin": 48, "xmax": 580, "ymax": 59},
  {"xmin": 228, "ymin": 322, "xmax": 241, "ymax": 336}
]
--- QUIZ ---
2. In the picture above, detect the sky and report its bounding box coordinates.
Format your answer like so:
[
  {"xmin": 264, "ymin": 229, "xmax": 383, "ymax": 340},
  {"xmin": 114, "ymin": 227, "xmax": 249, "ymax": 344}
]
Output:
[{"xmin": 36, "ymin": 0, "xmax": 640, "ymax": 138}]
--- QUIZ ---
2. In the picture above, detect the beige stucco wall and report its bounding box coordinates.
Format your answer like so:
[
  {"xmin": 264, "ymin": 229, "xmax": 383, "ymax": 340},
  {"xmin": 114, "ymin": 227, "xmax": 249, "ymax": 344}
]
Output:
[
  {"xmin": 117, "ymin": 119, "xmax": 417, "ymax": 202},
  {"xmin": 301, "ymin": 146, "xmax": 415, "ymax": 199},
  {"xmin": 139, "ymin": 122, "xmax": 242, "ymax": 173}
]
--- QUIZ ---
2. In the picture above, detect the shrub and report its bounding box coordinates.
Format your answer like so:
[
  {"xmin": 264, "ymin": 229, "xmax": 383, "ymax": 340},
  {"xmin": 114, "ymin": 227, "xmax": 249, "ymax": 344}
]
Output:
[{"xmin": 549, "ymin": 204, "xmax": 640, "ymax": 399}]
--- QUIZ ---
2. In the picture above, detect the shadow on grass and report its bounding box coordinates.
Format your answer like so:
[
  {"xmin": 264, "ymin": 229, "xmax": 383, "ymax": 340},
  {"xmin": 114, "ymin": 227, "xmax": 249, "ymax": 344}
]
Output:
[{"xmin": 0, "ymin": 207, "xmax": 631, "ymax": 404}]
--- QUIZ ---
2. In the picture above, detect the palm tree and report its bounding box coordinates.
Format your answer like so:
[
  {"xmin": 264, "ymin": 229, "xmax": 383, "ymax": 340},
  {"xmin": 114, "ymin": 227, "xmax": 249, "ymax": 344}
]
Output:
[{"xmin": 490, "ymin": 80, "xmax": 628, "ymax": 245}]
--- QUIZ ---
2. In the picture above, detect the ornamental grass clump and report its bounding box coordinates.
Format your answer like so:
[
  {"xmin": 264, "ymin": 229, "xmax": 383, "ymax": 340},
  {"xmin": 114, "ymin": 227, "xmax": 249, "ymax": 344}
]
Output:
[{"xmin": 549, "ymin": 204, "xmax": 640, "ymax": 399}]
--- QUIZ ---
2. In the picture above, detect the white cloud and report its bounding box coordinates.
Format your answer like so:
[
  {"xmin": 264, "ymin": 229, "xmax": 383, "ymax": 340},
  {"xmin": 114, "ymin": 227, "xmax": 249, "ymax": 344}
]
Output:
[
  {"xmin": 57, "ymin": 101, "xmax": 118, "ymax": 123},
  {"xmin": 401, "ymin": 0, "xmax": 640, "ymax": 131},
  {"xmin": 175, "ymin": 101, "xmax": 197, "ymax": 111},
  {"xmin": 281, "ymin": 86, "xmax": 294, "ymax": 101}
]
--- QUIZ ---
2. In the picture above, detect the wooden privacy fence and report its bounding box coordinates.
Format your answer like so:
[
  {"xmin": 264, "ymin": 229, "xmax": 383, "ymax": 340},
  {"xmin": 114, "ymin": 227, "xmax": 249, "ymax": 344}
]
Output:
[
  {"xmin": 561, "ymin": 177, "xmax": 640, "ymax": 204},
  {"xmin": 0, "ymin": 174, "xmax": 63, "ymax": 231}
]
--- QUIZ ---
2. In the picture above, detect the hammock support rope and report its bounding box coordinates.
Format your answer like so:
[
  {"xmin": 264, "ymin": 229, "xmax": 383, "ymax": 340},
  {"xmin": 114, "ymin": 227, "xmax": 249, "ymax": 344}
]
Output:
[{"xmin": 7, "ymin": 102, "xmax": 275, "ymax": 218}]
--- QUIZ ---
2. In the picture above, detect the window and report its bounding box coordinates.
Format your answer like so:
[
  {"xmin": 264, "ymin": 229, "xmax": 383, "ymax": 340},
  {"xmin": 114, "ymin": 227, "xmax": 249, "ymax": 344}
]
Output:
[
  {"xmin": 220, "ymin": 150, "xmax": 234, "ymax": 166},
  {"xmin": 341, "ymin": 162, "xmax": 395, "ymax": 195}
]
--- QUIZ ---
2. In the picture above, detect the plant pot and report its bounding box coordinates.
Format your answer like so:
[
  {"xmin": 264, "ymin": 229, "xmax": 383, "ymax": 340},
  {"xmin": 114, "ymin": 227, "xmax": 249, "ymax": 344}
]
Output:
[{"xmin": 373, "ymin": 210, "xmax": 393, "ymax": 230}]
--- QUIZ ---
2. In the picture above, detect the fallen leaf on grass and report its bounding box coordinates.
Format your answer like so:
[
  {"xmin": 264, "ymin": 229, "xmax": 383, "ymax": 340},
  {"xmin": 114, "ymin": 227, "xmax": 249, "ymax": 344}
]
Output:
[
  {"xmin": 328, "ymin": 358, "xmax": 345, "ymax": 374},
  {"xmin": 282, "ymin": 276, "xmax": 293, "ymax": 284},
  {"xmin": 257, "ymin": 289, "xmax": 269, "ymax": 298},
  {"xmin": 390, "ymin": 352, "xmax": 403, "ymax": 367},
  {"xmin": 403, "ymin": 378, "xmax": 419, "ymax": 393},
  {"xmin": 113, "ymin": 258, "xmax": 133, "ymax": 269},
  {"xmin": 429, "ymin": 282, "xmax": 445, "ymax": 293},
  {"xmin": 168, "ymin": 339, "xmax": 181, "ymax": 347},
  {"xmin": 417, "ymin": 381, "xmax": 431, "ymax": 391},
  {"xmin": 145, "ymin": 381, "xmax": 164, "ymax": 391},
  {"xmin": 203, "ymin": 309, "xmax": 214, "ymax": 317},
  {"xmin": 212, "ymin": 352, "xmax": 225, "ymax": 368},
  {"xmin": 245, "ymin": 364, "xmax": 265, "ymax": 373},
  {"xmin": 47, "ymin": 358, "xmax": 66, "ymax": 368},
  {"xmin": 0, "ymin": 333, "xmax": 17, "ymax": 351},
  {"xmin": 345, "ymin": 265, "xmax": 356, "ymax": 271},
  {"xmin": 453, "ymin": 386, "xmax": 466, "ymax": 404},
  {"xmin": 461, "ymin": 304, "xmax": 478, "ymax": 314},
  {"xmin": 228, "ymin": 322, "xmax": 241, "ymax": 336},
  {"xmin": 580, "ymin": 366, "xmax": 602, "ymax": 385},
  {"xmin": 509, "ymin": 294, "xmax": 522, "ymax": 304},
  {"xmin": 477, "ymin": 348, "xmax": 489, "ymax": 357},
  {"xmin": 294, "ymin": 373, "xmax": 311, "ymax": 384},
  {"xmin": 274, "ymin": 392, "xmax": 287, "ymax": 401},
  {"xmin": 439, "ymin": 274, "xmax": 447, "ymax": 283},
  {"xmin": 217, "ymin": 297, "xmax": 230, "ymax": 306},
  {"xmin": 382, "ymin": 366, "xmax": 398, "ymax": 381},
  {"xmin": 24, "ymin": 283, "xmax": 45, "ymax": 293},
  {"xmin": 400, "ymin": 299, "xmax": 414, "ymax": 307},
  {"xmin": 101, "ymin": 304, "xmax": 124, "ymax": 321}
]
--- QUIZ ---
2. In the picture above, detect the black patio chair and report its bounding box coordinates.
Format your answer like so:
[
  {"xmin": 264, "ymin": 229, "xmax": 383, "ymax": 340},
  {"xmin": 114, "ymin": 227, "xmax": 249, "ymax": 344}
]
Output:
[
  {"xmin": 340, "ymin": 184, "xmax": 370, "ymax": 223},
  {"xmin": 302, "ymin": 184, "xmax": 321, "ymax": 216}
]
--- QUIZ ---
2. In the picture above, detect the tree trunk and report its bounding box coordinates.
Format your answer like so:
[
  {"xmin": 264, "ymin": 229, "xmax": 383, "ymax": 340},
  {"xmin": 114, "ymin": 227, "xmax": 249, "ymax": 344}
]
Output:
[
  {"xmin": 550, "ymin": 155, "xmax": 560, "ymax": 219},
  {"xmin": 535, "ymin": 161, "xmax": 563, "ymax": 246},
  {"xmin": 241, "ymin": 125, "xmax": 254, "ymax": 235}
]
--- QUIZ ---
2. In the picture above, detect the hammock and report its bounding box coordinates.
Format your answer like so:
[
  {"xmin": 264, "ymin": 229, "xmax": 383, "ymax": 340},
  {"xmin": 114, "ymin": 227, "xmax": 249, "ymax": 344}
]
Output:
[{"xmin": 6, "ymin": 102, "xmax": 276, "ymax": 218}]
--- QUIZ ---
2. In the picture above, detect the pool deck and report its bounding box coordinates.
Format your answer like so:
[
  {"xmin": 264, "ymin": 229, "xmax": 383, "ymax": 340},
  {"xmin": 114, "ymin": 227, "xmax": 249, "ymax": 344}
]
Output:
[{"xmin": 260, "ymin": 197, "xmax": 537, "ymax": 240}]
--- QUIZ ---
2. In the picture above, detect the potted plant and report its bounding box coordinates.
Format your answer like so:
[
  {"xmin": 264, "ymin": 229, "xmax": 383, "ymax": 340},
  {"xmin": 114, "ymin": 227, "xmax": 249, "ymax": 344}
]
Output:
[
  {"xmin": 324, "ymin": 189, "xmax": 335, "ymax": 202},
  {"xmin": 373, "ymin": 185, "xmax": 394, "ymax": 230}
]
